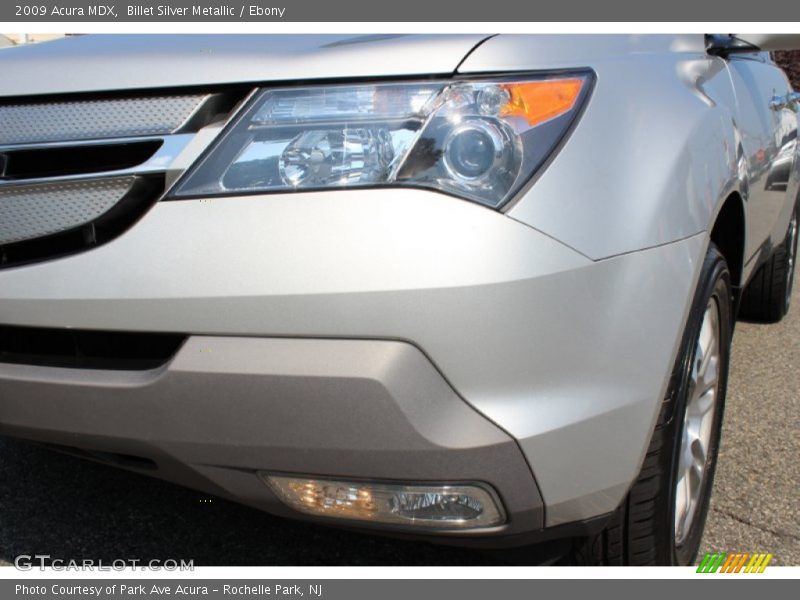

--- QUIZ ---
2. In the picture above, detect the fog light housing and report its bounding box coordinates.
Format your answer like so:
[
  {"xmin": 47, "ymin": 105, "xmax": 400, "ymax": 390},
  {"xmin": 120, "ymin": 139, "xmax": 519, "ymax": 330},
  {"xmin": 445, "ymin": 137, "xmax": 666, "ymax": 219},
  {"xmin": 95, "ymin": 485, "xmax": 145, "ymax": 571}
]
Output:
[{"xmin": 260, "ymin": 474, "xmax": 505, "ymax": 530}]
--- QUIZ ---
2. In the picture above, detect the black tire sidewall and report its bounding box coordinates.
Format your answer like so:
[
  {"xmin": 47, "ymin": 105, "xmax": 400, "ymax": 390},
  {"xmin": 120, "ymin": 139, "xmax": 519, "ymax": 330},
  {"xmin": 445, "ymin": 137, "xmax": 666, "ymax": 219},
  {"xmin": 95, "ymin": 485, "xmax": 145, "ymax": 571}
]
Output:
[{"xmin": 666, "ymin": 246, "xmax": 732, "ymax": 565}]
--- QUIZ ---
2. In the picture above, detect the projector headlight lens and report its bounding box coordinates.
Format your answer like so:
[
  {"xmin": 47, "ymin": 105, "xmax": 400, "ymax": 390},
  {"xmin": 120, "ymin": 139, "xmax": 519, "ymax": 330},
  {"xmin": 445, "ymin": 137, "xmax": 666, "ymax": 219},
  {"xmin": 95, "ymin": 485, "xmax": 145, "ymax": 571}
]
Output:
[
  {"xmin": 173, "ymin": 73, "xmax": 591, "ymax": 208},
  {"xmin": 443, "ymin": 120, "xmax": 508, "ymax": 182},
  {"xmin": 261, "ymin": 474, "xmax": 505, "ymax": 529}
]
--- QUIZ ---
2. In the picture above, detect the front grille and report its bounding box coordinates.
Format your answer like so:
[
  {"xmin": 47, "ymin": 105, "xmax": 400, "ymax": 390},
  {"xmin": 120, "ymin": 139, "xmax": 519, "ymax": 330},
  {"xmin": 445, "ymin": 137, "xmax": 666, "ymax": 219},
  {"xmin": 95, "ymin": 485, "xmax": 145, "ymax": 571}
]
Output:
[
  {"xmin": 0, "ymin": 94, "xmax": 208, "ymax": 145},
  {"xmin": 0, "ymin": 177, "xmax": 136, "ymax": 245},
  {"xmin": 0, "ymin": 176, "xmax": 163, "ymax": 268},
  {"xmin": 0, "ymin": 140, "xmax": 162, "ymax": 180},
  {"xmin": 0, "ymin": 89, "xmax": 248, "ymax": 268},
  {"xmin": 0, "ymin": 324, "xmax": 186, "ymax": 370}
]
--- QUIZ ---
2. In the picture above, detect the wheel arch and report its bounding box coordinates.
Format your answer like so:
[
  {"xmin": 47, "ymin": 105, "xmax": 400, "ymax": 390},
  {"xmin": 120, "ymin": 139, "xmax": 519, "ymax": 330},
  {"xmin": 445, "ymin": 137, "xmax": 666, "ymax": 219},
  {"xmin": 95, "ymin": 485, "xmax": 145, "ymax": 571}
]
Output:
[{"xmin": 709, "ymin": 192, "xmax": 746, "ymax": 290}]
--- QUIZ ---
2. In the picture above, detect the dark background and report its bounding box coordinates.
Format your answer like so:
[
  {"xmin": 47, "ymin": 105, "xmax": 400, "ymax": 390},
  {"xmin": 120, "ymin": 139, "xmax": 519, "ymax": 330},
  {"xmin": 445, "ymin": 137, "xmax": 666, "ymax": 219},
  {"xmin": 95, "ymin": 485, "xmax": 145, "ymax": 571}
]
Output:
[{"xmin": 775, "ymin": 50, "xmax": 800, "ymax": 87}]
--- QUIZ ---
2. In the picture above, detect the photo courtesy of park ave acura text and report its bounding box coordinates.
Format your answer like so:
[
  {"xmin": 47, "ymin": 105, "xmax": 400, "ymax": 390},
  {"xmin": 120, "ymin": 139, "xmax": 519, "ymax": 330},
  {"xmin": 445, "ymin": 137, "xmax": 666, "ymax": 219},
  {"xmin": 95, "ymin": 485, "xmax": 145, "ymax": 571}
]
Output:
[{"xmin": 0, "ymin": 31, "xmax": 798, "ymax": 568}]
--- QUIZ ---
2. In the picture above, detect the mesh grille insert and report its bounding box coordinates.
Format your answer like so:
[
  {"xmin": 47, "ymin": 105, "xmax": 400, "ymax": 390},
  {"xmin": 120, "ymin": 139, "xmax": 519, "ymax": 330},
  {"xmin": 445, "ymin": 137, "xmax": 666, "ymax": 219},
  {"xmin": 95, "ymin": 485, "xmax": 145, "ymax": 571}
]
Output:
[
  {"xmin": 0, "ymin": 89, "xmax": 247, "ymax": 267},
  {"xmin": 0, "ymin": 177, "xmax": 136, "ymax": 245},
  {"xmin": 0, "ymin": 95, "xmax": 207, "ymax": 145}
]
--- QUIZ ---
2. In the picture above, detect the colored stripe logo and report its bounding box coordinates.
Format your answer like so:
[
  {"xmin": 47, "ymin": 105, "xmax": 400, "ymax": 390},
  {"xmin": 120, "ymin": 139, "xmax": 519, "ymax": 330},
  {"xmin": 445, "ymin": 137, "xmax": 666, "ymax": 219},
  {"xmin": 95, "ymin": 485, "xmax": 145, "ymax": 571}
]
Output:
[{"xmin": 697, "ymin": 552, "xmax": 773, "ymax": 573}]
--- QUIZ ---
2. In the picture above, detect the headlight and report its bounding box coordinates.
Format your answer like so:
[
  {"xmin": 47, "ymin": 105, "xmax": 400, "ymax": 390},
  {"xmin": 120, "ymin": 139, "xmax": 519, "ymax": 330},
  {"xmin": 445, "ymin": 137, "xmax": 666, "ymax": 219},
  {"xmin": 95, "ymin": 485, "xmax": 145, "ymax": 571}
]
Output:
[{"xmin": 172, "ymin": 73, "xmax": 592, "ymax": 209}]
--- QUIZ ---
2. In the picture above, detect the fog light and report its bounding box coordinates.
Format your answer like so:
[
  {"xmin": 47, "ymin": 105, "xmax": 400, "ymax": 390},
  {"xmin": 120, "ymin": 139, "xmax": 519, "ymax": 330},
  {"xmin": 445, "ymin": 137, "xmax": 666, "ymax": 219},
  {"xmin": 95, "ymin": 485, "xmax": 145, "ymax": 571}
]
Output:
[{"xmin": 260, "ymin": 474, "xmax": 505, "ymax": 530}]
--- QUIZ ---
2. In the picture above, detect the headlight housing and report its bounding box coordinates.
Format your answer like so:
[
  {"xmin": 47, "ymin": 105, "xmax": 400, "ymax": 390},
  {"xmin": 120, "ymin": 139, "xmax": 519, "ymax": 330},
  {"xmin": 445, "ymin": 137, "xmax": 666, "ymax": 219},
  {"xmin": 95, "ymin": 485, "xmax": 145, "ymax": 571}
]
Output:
[{"xmin": 172, "ymin": 72, "xmax": 592, "ymax": 209}]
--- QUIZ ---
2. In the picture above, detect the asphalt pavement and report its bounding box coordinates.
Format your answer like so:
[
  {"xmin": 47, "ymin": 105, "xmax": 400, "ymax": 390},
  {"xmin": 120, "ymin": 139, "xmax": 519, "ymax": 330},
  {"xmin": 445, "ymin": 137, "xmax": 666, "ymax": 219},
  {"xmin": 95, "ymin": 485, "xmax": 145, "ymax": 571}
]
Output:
[
  {"xmin": 698, "ymin": 287, "xmax": 800, "ymax": 564},
  {"xmin": 1, "ymin": 286, "xmax": 798, "ymax": 566}
]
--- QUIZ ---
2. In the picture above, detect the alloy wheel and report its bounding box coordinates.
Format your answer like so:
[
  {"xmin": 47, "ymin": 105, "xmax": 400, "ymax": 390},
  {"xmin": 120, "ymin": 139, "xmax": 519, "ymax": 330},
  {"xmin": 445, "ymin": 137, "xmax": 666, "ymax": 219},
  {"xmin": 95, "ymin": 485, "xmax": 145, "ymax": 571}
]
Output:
[
  {"xmin": 674, "ymin": 297, "xmax": 721, "ymax": 546},
  {"xmin": 785, "ymin": 211, "xmax": 798, "ymax": 309}
]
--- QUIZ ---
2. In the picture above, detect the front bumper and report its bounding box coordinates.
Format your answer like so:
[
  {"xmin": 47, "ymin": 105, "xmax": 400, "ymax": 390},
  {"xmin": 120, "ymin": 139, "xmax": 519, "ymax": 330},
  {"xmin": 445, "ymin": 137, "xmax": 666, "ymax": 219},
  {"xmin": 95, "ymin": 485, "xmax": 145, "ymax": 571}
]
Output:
[
  {"xmin": 0, "ymin": 337, "xmax": 544, "ymax": 540},
  {"xmin": 0, "ymin": 188, "xmax": 707, "ymax": 532}
]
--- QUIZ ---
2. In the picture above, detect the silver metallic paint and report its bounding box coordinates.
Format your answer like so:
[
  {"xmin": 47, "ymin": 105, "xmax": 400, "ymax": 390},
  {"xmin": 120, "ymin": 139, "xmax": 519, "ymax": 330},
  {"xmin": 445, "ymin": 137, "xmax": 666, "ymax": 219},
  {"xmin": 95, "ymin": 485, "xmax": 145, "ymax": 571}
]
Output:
[
  {"xmin": 0, "ymin": 337, "xmax": 544, "ymax": 536},
  {"xmin": 0, "ymin": 189, "xmax": 706, "ymax": 524},
  {"xmin": 0, "ymin": 34, "xmax": 798, "ymax": 531},
  {"xmin": 460, "ymin": 36, "xmax": 799, "ymax": 271},
  {"xmin": 0, "ymin": 34, "xmax": 491, "ymax": 97}
]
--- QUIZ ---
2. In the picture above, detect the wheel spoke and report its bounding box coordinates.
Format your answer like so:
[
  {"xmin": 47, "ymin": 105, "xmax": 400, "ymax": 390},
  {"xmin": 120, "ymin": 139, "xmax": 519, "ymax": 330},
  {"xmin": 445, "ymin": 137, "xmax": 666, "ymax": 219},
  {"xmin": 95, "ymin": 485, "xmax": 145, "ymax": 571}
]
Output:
[
  {"xmin": 691, "ymin": 437, "xmax": 707, "ymax": 475},
  {"xmin": 674, "ymin": 473, "xmax": 690, "ymax": 540},
  {"xmin": 693, "ymin": 387, "xmax": 716, "ymax": 418},
  {"xmin": 786, "ymin": 212, "xmax": 798, "ymax": 307}
]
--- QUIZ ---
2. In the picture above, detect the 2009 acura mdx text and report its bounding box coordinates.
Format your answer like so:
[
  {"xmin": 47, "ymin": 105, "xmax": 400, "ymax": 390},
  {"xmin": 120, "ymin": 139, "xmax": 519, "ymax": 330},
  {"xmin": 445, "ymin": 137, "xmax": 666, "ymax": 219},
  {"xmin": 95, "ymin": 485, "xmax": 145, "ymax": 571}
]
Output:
[{"xmin": 1, "ymin": 33, "xmax": 798, "ymax": 565}]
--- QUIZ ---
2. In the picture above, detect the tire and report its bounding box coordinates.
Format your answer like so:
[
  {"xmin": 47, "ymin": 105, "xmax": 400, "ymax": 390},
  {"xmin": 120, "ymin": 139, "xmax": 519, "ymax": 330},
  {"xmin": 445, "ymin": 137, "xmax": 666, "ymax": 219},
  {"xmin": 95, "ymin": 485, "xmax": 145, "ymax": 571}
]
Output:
[
  {"xmin": 739, "ymin": 204, "xmax": 799, "ymax": 323},
  {"xmin": 568, "ymin": 243, "xmax": 732, "ymax": 565}
]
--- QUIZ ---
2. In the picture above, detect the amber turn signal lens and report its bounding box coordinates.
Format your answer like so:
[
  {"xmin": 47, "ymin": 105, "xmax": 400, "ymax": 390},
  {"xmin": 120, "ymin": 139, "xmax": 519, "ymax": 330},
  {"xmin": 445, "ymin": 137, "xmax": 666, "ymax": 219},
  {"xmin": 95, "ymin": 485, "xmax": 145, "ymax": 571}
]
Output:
[{"xmin": 500, "ymin": 78, "xmax": 585, "ymax": 127}]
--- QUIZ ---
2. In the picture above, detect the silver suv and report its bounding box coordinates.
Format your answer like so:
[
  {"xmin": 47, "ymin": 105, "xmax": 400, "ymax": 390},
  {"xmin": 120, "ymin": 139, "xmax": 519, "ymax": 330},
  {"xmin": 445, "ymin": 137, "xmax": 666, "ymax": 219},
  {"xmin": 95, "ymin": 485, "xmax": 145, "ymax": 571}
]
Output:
[{"xmin": 1, "ymin": 34, "xmax": 798, "ymax": 565}]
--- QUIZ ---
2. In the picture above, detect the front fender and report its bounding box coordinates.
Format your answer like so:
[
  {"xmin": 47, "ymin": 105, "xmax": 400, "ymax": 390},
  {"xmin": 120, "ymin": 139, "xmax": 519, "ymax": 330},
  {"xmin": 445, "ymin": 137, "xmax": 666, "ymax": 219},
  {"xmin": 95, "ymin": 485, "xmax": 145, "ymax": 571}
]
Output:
[{"xmin": 460, "ymin": 36, "xmax": 742, "ymax": 260}]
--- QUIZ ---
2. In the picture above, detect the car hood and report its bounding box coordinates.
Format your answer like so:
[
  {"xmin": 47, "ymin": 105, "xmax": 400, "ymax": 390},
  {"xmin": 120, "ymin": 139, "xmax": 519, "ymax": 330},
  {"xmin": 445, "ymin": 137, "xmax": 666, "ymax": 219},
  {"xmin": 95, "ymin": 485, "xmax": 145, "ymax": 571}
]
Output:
[{"xmin": 0, "ymin": 34, "xmax": 492, "ymax": 98}]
